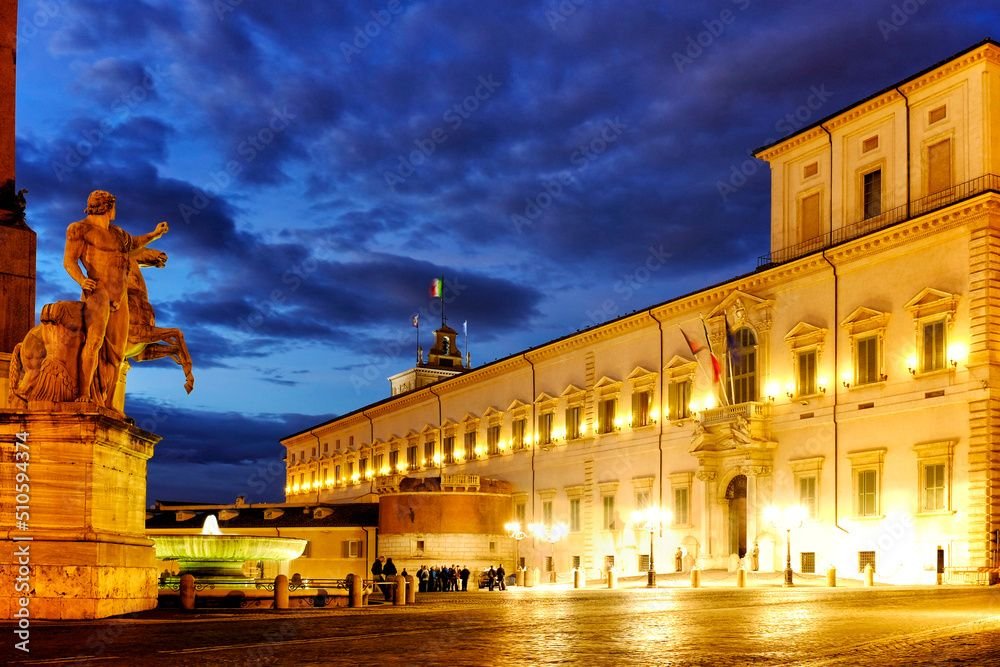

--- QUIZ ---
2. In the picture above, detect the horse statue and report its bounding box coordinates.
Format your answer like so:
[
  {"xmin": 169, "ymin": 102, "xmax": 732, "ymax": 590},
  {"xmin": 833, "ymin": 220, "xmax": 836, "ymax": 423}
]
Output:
[{"xmin": 121, "ymin": 247, "xmax": 194, "ymax": 397}]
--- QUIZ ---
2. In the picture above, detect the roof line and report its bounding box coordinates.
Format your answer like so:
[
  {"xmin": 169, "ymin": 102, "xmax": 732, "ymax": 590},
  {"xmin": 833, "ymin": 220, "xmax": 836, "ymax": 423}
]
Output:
[{"xmin": 753, "ymin": 37, "xmax": 997, "ymax": 157}]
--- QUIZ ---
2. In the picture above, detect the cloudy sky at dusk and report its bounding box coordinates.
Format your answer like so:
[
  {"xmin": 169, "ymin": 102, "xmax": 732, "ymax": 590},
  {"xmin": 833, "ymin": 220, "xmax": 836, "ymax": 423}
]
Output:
[{"xmin": 11, "ymin": 0, "xmax": 998, "ymax": 502}]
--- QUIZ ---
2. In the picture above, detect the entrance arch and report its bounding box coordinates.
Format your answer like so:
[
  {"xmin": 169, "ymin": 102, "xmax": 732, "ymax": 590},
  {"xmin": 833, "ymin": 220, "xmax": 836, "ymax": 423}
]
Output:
[{"xmin": 725, "ymin": 475, "xmax": 748, "ymax": 558}]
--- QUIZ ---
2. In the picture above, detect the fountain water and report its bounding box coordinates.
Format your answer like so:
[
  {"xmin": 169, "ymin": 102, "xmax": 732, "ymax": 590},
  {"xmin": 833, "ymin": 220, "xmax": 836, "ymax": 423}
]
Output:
[{"xmin": 153, "ymin": 515, "xmax": 307, "ymax": 579}]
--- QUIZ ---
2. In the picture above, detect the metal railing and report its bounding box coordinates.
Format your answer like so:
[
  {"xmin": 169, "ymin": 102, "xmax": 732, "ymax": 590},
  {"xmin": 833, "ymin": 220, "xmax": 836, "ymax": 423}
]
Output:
[{"xmin": 758, "ymin": 173, "xmax": 1000, "ymax": 268}]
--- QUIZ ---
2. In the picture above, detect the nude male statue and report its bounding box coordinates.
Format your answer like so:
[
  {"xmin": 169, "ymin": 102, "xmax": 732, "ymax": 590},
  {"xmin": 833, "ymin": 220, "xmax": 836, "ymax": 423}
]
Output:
[{"xmin": 63, "ymin": 190, "xmax": 168, "ymax": 407}]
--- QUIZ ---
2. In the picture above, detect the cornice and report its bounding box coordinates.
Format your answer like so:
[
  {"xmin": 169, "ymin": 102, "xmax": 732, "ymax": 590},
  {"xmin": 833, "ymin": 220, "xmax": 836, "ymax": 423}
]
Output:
[
  {"xmin": 755, "ymin": 127, "xmax": 827, "ymax": 162},
  {"xmin": 823, "ymin": 90, "xmax": 900, "ymax": 133},
  {"xmin": 899, "ymin": 44, "xmax": 996, "ymax": 95},
  {"xmin": 524, "ymin": 312, "xmax": 653, "ymax": 362},
  {"xmin": 825, "ymin": 194, "xmax": 1000, "ymax": 265}
]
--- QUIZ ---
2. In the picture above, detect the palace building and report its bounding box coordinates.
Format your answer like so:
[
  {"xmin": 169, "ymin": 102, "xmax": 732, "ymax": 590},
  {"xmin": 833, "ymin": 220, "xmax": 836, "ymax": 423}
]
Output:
[{"xmin": 281, "ymin": 40, "xmax": 1000, "ymax": 584}]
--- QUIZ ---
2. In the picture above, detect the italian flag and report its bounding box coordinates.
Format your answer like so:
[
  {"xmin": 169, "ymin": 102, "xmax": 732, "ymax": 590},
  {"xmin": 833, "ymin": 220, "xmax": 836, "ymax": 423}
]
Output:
[{"xmin": 429, "ymin": 278, "xmax": 444, "ymax": 298}]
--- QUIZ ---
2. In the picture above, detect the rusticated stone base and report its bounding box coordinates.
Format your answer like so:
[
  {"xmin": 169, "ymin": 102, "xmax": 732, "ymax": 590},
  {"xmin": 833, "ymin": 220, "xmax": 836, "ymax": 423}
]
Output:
[{"xmin": 0, "ymin": 406, "xmax": 161, "ymax": 619}]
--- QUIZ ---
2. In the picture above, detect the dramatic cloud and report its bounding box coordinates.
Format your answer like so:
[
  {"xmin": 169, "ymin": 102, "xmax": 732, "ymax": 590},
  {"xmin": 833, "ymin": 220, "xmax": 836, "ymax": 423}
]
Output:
[{"xmin": 14, "ymin": 0, "xmax": 998, "ymax": 501}]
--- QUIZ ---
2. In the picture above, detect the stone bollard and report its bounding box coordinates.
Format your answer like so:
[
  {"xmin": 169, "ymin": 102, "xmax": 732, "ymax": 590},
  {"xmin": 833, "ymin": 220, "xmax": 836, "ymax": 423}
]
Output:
[
  {"xmin": 607, "ymin": 569, "xmax": 617, "ymax": 589},
  {"xmin": 827, "ymin": 566, "xmax": 836, "ymax": 587},
  {"xmin": 690, "ymin": 567, "xmax": 701, "ymax": 588},
  {"xmin": 393, "ymin": 575, "xmax": 406, "ymax": 606},
  {"xmin": 574, "ymin": 569, "xmax": 582, "ymax": 589},
  {"xmin": 348, "ymin": 573, "xmax": 364, "ymax": 608},
  {"xmin": 515, "ymin": 569, "xmax": 525, "ymax": 587},
  {"xmin": 405, "ymin": 574, "xmax": 416, "ymax": 604},
  {"xmin": 863, "ymin": 563, "xmax": 874, "ymax": 587},
  {"xmin": 179, "ymin": 573, "xmax": 196, "ymax": 611},
  {"xmin": 274, "ymin": 574, "xmax": 289, "ymax": 609},
  {"xmin": 736, "ymin": 568, "xmax": 746, "ymax": 588}
]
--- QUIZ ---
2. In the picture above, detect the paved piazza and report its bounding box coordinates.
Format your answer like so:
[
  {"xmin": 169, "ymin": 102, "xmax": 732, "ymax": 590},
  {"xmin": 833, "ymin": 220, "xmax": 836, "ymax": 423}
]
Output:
[{"xmin": 4, "ymin": 585, "xmax": 1000, "ymax": 666}]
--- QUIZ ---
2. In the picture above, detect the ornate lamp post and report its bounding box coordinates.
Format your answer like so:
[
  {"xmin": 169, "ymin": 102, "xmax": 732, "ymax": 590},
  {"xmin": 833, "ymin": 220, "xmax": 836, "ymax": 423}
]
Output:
[
  {"xmin": 630, "ymin": 507, "xmax": 672, "ymax": 587},
  {"xmin": 504, "ymin": 520, "xmax": 527, "ymax": 574},
  {"xmin": 528, "ymin": 522, "xmax": 569, "ymax": 582},
  {"xmin": 764, "ymin": 504, "xmax": 807, "ymax": 586}
]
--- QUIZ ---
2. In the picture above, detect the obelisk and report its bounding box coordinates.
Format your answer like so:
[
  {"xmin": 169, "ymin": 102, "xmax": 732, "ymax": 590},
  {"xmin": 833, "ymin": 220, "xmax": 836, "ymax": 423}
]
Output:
[{"xmin": 0, "ymin": 0, "xmax": 37, "ymax": 371}]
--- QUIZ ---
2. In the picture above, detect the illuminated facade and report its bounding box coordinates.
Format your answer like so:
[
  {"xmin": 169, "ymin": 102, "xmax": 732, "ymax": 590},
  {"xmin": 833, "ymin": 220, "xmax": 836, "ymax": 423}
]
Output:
[{"xmin": 283, "ymin": 41, "xmax": 1000, "ymax": 584}]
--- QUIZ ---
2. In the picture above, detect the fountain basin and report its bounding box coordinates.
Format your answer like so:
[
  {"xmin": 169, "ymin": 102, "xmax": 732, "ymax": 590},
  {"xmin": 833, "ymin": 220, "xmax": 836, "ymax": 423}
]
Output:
[{"xmin": 153, "ymin": 535, "xmax": 308, "ymax": 577}]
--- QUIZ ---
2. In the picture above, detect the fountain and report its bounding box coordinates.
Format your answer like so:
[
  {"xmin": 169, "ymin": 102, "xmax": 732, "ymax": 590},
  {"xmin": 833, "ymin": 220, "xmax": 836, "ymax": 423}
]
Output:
[{"xmin": 153, "ymin": 515, "xmax": 308, "ymax": 579}]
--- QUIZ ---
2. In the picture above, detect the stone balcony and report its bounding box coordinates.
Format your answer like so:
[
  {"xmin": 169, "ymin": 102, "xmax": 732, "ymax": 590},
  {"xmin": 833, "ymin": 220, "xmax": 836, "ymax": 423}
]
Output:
[{"xmin": 699, "ymin": 401, "xmax": 770, "ymax": 444}]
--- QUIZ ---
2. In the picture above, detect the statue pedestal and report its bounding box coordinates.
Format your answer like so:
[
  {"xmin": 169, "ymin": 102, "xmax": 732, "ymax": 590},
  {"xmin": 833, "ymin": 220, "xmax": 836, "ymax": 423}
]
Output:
[{"xmin": 0, "ymin": 405, "xmax": 160, "ymax": 619}]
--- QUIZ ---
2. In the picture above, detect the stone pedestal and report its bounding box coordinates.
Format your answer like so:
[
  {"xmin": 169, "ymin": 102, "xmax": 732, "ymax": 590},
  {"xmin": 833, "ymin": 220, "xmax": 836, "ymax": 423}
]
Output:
[{"xmin": 0, "ymin": 405, "xmax": 160, "ymax": 619}]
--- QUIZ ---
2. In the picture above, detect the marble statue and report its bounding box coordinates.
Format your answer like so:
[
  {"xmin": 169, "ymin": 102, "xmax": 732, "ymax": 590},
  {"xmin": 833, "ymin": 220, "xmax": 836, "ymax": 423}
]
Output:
[{"xmin": 7, "ymin": 189, "xmax": 192, "ymax": 412}]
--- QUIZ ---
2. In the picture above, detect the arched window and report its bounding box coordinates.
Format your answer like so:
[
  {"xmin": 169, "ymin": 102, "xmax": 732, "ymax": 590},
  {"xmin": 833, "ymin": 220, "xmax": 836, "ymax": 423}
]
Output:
[{"xmin": 730, "ymin": 328, "xmax": 758, "ymax": 404}]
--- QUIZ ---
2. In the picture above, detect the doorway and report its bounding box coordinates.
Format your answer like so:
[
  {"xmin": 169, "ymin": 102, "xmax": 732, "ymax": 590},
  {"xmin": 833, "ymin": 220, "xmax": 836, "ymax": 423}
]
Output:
[{"xmin": 726, "ymin": 475, "xmax": 748, "ymax": 558}]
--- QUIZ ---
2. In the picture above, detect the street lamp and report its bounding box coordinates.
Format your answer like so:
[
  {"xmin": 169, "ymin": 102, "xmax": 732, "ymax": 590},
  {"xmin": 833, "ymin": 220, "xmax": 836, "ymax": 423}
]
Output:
[
  {"xmin": 504, "ymin": 520, "xmax": 527, "ymax": 573},
  {"xmin": 528, "ymin": 522, "xmax": 569, "ymax": 582},
  {"xmin": 764, "ymin": 504, "xmax": 807, "ymax": 586},
  {"xmin": 630, "ymin": 506, "xmax": 672, "ymax": 587}
]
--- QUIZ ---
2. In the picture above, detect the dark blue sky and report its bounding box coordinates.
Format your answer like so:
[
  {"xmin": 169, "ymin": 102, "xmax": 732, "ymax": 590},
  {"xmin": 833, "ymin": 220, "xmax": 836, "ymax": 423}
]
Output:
[{"xmin": 12, "ymin": 0, "xmax": 997, "ymax": 503}]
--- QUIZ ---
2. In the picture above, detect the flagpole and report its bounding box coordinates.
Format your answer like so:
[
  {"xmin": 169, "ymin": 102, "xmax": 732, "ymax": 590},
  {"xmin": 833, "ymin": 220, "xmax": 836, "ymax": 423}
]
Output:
[
  {"xmin": 440, "ymin": 276, "xmax": 446, "ymax": 327},
  {"xmin": 464, "ymin": 321, "xmax": 469, "ymax": 368},
  {"xmin": 416, "ymin": 317, "xmax": 421, "ymax": 365},
  {"xmin": 700, "ymin": 314, "xmax": 729, "ymax": 406}
]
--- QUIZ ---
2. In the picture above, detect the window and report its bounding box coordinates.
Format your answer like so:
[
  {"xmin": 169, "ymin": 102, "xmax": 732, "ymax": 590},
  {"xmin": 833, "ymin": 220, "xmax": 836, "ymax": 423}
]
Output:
[
  {"xmin": 572, "ymin": 555, "xmax": 581, "ymax": 569},
  {"xmin": 359, "ymin": 457, "xmax": 368, "ymax": 478},
  {"xmin": 343, "ymin": 539, "xmax": 362, "ymax": 558},
  {"xmin": 569, "ymin": 498, "xmax": 581, "ymax": 532},
  {"xmin": 373, "ymin": 453, "xmax": 384, "ymax": 474},
  {"xmin": 388, "ymin": 450, "xmax": 399, "ymax": 472},
  {"xmin": 862, "ymin": 168, "xmax": 882, "ymax": 219},
  {"xmin": 849, "ymin": 449, "xmax": 884, "ymax": 518},
  {"xmin": 566, "ymin": 406, "xmax": 582, "ymax": 440},
  {"xmin": 349, "ymin": 435, "xmax": 354, "ymax": 448},
  {"xmin": 862, "ymin": 135, "xmax": 879, "ymax": 153},
  {"xmin": 673, "ymin": 487, "xmax": 689, "ymax": 525},
  {"xmin": 416, "ymin": 540, "xmax": 425, "ymax": 552},
  {"xmin": 855, "ymin": 335, "xmax": 879, "ymax": 385},
  {"xmin": 424, "ymin": 439, "xmax": 435, "ymax": 466},
  {"xmin": 799, "ymin": 191, "xmax": 822, "ymax": 242},
  {"xmin": 923, "ymin": 464, "xmax": 945, "ymax": 511},
  {"xmin": 538, "ymin": 412, "xmax": 554, "ymax": 445},
  {"xmin": 443, "ymin": 436, "xmax": 455, "ymax": 464},
  {"xmin": 928, "ymin": 105, "xmax": 947, "ymax": 124},
  {"xmin": 545, "ymin": 556, "xmax": 554, "ymax": 573},
  {"xmin": 915, "ymin": 440, "xmax": 954, "ymax": 514},
  {"xmin": 407, "ymin": 445, "xmax": 418, "ymax": 470},
  {"xmin": 346, "ymin": 461, "xmax": 354, "ymax": 481},
  {"xmin": 803, "ymin": 162, "xmax": 818, "ymax": 178},
  {"xmin": 927, "ymin": 138, "xmax": 952, "ymax": 195},
  {"xmin": 799, "ymin": 476, "xmax": 817, "ymax": 518},
  {"xmin": 542, "ymin": 501, "xmax": 553, "ymax": 527},
  {"xmin": 730, "ymin": 328, "xmax": 758, "ymax": 403},
  {"xmin": 323, "ymin": 442, "xmax": 329, "ymax": 455},
  {"xmin": 668, "ymin": 380, "xmax": 691, "ymax": 421},
  {"xmin": 801, "ymin": 552, "xmax": 816, "ymax": 574},
  {"xmin": 512, "ymin": 418, "xmax": 526, "ymax": 450},
  {"xmin": 921, "ymin": 320, "xmax": 946, "ymax": 372},
  {"xmin": 515, "ymin": 502, "xmax": 526, "ymax": 525},
  {"xmin": 858, "ymin": 551, "xmax": 876, "ymax": 573},
  {"xmin": 333, "ymin": 465, "xmax": 340, "ymax": 485},
  {"xmin": 487, "ymin": 424, "xmax": 500, "ymax": 455},
  {"xmin": 598, "ymin": 398, "xmax": 617, "ymax": 434},
  {"xmin": 464, "ymin": 430, "xmax": 477, "ymax": 458},
  {"xmin": 632, "ymin": 389, "xmax": 652, "ymax": 427},
  {"xmin": 796, "ymin": 349, "xmax": 818, "ymax": 396},
  {"xmin": 602, "ymin": 495, "xmax": 615, "ymax": 530},
  {"xmin": 857, "ymin": 470, "xmax": 877, "ymax": 517},
  {"xmin": 635, "ymin": 489, "xmax": 650, "ymax": 509}
]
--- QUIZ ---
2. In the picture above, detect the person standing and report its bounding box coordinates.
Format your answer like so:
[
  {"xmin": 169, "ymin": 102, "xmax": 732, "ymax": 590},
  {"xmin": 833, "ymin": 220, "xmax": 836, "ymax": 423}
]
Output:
[
  {"xmin": 460, "ymin": 565, "xmax": 470, "ymax": 591},
  {"xmin": 496, "ymin": 564, "xmax": 506, "ymax": 591},
  {"xmin": 487, "ymin": 566, "xmax": 496, "ymax": 591}
]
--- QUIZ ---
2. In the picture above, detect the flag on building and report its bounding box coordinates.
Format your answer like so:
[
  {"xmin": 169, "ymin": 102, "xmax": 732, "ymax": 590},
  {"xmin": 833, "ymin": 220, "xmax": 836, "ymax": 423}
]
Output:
[
  {"xmin": 412, "ymin": 314, "xmax": 419, "ymax": 328},
  {"xmin": 463, "ymin": 320, "xmax": 468, "ymax": 336},
  {"xmin": 725, "ymin": 316, "xmax": 740, "ymax": 365},
  {"xmin": 429, "ymin": 278, "xmax": 444, "ymax": 298},
  {"xmin": 681, "ymin": 328, "xmax": 721, "ymax": 383}
]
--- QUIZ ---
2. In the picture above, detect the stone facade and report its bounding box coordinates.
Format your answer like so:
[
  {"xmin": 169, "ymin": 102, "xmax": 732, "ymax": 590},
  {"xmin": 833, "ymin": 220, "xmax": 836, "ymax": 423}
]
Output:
[{"xmin": 283, "ymin": 41, "xmax": 1000, "ymax": 585}]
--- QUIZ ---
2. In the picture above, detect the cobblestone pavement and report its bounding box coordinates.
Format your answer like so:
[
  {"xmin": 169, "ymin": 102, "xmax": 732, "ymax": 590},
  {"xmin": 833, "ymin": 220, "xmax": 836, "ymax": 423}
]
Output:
[{"xmin": 4, "ymin": 585, "xmax": 1000, "ymax": 666}]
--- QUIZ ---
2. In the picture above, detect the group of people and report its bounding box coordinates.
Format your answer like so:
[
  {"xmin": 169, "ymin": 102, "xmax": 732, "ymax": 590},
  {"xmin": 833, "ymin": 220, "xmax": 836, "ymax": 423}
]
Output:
[{"xmin": 371, "ymin": 556, "xmax": 510, "ymax": 592}]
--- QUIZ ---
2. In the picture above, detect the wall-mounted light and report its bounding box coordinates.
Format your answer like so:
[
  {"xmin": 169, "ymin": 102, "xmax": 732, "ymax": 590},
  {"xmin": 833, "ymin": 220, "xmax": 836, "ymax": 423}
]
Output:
[
  {"xmin": 764, "ymin": 380, "xmax": 779, "ymax": 403},
  {"xmin": 947, "ymin": 342, "xmax": 968, "ymax": 369},
  {"xmin": 818, "ymin": 377, "xmax": 828, "ymax": 394},
  {"xmin": 907, "ymin": 354, "xmax": 917, "ymax": 376},
  {"xmin": 841, "ymin": 371, "xmax": 852, "ymax": 389}
]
